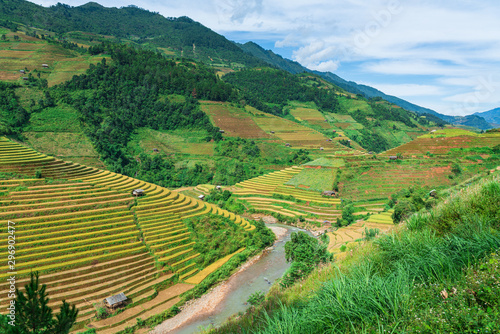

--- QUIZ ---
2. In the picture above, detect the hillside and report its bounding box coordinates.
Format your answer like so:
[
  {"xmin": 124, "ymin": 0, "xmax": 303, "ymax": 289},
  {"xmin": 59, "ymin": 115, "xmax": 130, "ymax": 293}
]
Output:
[
  {"xmin": 474, "ymin": 107, "xmax": 500, "ymax": 126},
  {"xmin": 237, "ymin": 41, "xmax": 497, "ymax": 130},
  {"xmin": 0, "ymin": 136, "xmax": 275, "ymax": 332},
  {"xmin": 0, "ymin": 0, "xmax": 264, "ymax": 67}
]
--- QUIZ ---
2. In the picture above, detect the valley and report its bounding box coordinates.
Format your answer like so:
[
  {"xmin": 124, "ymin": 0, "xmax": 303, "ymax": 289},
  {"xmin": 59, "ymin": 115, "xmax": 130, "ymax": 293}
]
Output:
[{"xmin": 1, "ymin": 2, "xmax": 500, "ymax": 333}]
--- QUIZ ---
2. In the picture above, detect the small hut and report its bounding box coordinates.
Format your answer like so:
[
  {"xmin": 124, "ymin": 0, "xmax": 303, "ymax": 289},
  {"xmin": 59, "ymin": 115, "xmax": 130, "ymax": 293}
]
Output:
[
  {"xmin": 19, "ymin": 70, "xmax": 25, "ymax": 74},
  {"xmin": 42, "ymin": 64, "xmax": 49, "ymax": 68},
  {"xmin": 153, "ymin": 148, "xmax": 159, "ymax": 153},
  {"xmin": 338, "ymin": 134, "xmax": 342, "ymax": 137},
  {"xmin": 22, "ymin": 77, "xmax": 29, "ymax": 81},
  {"xmin": 215, "ymin": 185, "xmax": 222, "ymax": 190},
  {"xmin": 270, "ymin": 131, "xmax": 275, "ymax": 134},
  {"xmin": 320, "ymin": 147, "xmax": 324, "ymax": 151},
  {"xmin": 198, "ymin": 194, "xmax": 205, "ymax": 200},
  {"xmin": 389, "ymin": 156, "xmax": 398, "ymax": 160},
  {"xmin": 332, "ymin": 130, "xmax": 336, "ymax": 133},
  {"xmin": 285, "ymin": 143, "xmax": 291, "ymax": 147},
  {"xmin": 219, "ymin": 130, "xmax": 225, "ymax": 133},
  {"xmin": 132, "ymin": 189, "xmax": 145, "ymax": 197},
  {"xmin": 104, "ymin": 293, "xmax": 127, "ymax": 310},
  {"xmin": 322, "ymin": 190, "xmax": 337, "ymax": 197},
  {"xmin": 429, "ymin": 189, "xmax": 437, "ymax": 198}
]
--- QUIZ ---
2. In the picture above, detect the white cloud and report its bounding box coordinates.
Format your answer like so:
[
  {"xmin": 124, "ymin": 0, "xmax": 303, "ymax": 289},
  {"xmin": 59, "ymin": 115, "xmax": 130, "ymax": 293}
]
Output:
[
  {"xmin": 364, "ymin": 83, "xmax": 445, "ymax": 97},
  {"xmin": 27, "ymin": 0, "xmax": 500, "ymax": 115}
]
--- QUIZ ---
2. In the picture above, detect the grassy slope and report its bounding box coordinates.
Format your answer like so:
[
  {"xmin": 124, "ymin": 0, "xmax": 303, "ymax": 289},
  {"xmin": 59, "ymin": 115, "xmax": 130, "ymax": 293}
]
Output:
[{"xmin": 210, "ymin": 173, "xmax": 500, "ymax": 334}]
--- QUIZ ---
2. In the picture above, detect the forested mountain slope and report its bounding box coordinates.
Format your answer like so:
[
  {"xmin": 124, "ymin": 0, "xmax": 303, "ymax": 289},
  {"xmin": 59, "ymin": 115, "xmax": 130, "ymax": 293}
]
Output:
[{"xmin": 0, "ymin": 0, "xmax": 264, "ymax": 66}]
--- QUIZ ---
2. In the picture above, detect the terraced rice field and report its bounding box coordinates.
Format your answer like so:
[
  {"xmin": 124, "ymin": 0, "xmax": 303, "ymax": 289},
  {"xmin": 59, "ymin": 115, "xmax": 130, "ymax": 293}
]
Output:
[
  {"xmin": 0, "ymin": 137, "xmax": 254, "ymax": 331},
  {"xmin": 233, "ymin": 166, "xmax": 341, "ymax": 222},
  {"xmin": 326, "ymin": 219, "xmax": 393, "ymax": 252},
  {"xmin": 288, "ymin": 103, "xmax": 332, "ymax": 129},
  {"xmin": 0, "ymin": 32, "xmax": 107, "ymax": 86},
  {"xmin": 384, "ymin": 130, "xmax": 500, "ymax": 155},
  {"xmin": 340, "ymin": 160, "xmax": 454, "ymax": 201},
  {"xmin": 285, "ymin": 168, "xmax": 336, "ymax": 192},
  {"xmin": 201, "ymin": 101, "xmax": 271, "ymax": 138}
]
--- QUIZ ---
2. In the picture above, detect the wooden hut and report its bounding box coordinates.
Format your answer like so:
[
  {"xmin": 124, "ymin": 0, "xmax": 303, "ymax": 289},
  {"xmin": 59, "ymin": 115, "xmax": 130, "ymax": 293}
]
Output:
[
  {"xmin": 132, "ymin": 189, "xmax": 145, "ymax": 197},
  {"xmin": 285, "ymin": 143, "xmax": 291, "ymax": 147},
  {"xmin": 42, "ymin": 64, "xmax": 49, "ymax": 68},
  {"xmin": 22, "ymin": 77, "xmax": 29, "ymax": 81},
  {"xmin": 215, "ymin": 185, "xmax": 222, "ymax": 190},
  {"xmin": 321, "ymin": 190, "xmax": 337, "ymax": 197},
  {"xmin": 153, "ymin": 148, "xmax": 159, "ymax": 152},
  {"xmin": 219, "ymin": 130, "xmax": 225, "ymax": 133},
  {"xmin": 198, "ymin": 194, "xmax": 205, "ymax": 200},
  {"xmin": 104, "ymin": 292, "xmax": 127, "ymax": 310},
  {"xmin": 19, "ymin": 70, "xmax": 25, "ymax": 74},
  {"xmin": 389, "ymin": 156, "xmax": 398, "ymax": 160},
  {"xmin": 320, "ymin": 147, "xmax": 324, "ymax": 151}
]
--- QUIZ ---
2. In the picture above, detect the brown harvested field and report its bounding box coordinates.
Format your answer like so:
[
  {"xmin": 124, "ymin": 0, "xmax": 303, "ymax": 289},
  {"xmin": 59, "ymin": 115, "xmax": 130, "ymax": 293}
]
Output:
[
  {"xmin": 201, "ymin": 101, "xmax": 271, "ymax": 139},
  {"xmin": 10, "ymin": 43, "xmax": 43, "ymax": 51},
  {"xmin": 0, "ymin": 71, "xmax": 21, "ymax": 80},
  {"xmin": 335, "ymin": 122, "xmax": 352, "ymax": 129},
  {"xmin": 0, "ymin": 50, "xmax": 35, "ymax": 58},
  {"xmin": 385, "ymin": 134, "xmax": 500, "ymax": 155}
]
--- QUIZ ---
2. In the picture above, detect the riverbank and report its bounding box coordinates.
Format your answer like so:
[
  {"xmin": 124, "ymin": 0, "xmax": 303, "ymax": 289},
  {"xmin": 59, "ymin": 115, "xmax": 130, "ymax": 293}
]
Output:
[{"xmin": 150, "ymin": 225, "xmax": 289, "ymax": 334}]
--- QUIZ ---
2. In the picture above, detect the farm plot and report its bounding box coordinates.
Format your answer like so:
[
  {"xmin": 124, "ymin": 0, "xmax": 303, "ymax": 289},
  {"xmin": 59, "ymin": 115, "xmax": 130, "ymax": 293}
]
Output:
[
  {"xmin": 340, "ymin": 160, "xmax": 453, "ymax": 201},
  {"xmin": 129, "ymin": 127, "xmax": 215, "ymax": 156},
  {"xmin": 285, "ymin": 168, "xmax": 336, "ymax": 192},
  {"xmin": 0, "ymin": 33, "xmax": 107, "ymax": 86},
  {"xmin": 201, "ymin": 101, "xmax": 271, "ymax": 138},
  {"xmin": 327, "ymin": 219, "xmax": 393, "ymax": 252},
  {"xmin": 0, "ymin": 136, "xmax": 256, "ymax": 330},
  {"xmin": 289, "ymin": 102, "xmax": 332, "ymax": 129},
  {"xmin": 250, "ymin": 110, "xmax": 356, "ymax": 151},
  {"xmin": 384, "ymin": 130, "xmax": 500, "ymax": 156}
]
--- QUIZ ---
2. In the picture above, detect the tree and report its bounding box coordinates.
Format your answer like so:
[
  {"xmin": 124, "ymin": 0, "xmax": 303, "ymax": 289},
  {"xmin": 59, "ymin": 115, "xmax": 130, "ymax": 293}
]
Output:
[
  {"xmin": 9, "ymin": 271, "xmax": 78, "ymax": 334},
  {"xmin": 281, "ymin": 231, "xmax": 333, "ymax": 287}
]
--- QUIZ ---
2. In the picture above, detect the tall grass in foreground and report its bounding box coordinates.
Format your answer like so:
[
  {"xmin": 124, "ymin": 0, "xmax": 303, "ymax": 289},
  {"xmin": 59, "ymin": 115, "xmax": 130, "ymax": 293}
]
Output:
[{"xmin": 221, "ymin": 176, "xmax": 500, "ymax": 334}]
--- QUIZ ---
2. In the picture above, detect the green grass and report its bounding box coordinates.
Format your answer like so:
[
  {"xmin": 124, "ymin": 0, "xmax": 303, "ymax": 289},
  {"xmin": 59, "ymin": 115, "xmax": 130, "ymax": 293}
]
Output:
[
  {"xmin": 285, "ymin": 168, "xmax": 336, "ymax": 192},
  {"xmin": 211, "ymin": 175, "xmax": 500, "ymax": 334},
  {"xmin": 128, "ymin": 128, "xmax": 215, "ymax": 156},
  {"xmin": 303, "ymin": 157, "xmax": 345, "ymax": 168},
  {"xmin": 25, "ymin": 104, "xmax": 81, "ymax": 132}
]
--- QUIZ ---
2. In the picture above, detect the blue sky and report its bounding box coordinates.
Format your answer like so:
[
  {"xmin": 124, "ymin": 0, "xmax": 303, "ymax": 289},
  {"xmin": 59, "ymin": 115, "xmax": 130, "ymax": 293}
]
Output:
[{"xmin": 31, "ymin": 0, "xmax": 500, "ymax": 116}]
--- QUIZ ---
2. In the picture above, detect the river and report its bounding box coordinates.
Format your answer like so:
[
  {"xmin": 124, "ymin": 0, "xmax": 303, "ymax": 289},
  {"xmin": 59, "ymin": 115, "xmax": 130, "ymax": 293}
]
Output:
[{"xmin": 158, "ymin": 224, "xmax": 305, "ymax": 334}]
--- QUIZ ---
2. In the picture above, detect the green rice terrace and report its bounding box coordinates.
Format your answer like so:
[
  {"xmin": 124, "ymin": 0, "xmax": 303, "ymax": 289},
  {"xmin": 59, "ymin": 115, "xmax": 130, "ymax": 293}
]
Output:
[{"xmin": 0, "ymin": 136, "xmax": 258, "ymax": 333}]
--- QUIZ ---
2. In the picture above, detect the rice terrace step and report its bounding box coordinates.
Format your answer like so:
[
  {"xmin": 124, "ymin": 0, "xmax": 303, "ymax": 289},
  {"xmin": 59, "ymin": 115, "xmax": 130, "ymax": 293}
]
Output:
[{"xmin": 0, "ymin": 137, "xmax": 256, "ymax": 331}]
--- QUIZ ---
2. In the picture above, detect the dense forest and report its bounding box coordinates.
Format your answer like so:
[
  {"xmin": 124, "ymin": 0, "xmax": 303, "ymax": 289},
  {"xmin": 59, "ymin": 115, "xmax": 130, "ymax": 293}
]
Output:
[
  {"xmin": 0, "ymin": 82, "xmax": 29, "ymax": 136},
  {"xmin": 224, "ymin": 68, "xmax": 342, "ymax": 116}
]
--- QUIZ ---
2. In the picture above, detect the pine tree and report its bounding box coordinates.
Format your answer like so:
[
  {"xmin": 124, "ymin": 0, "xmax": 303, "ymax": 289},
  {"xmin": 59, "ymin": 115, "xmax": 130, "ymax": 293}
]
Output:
[{"xmin": 9, "ymin": 271, "xmax": 78, "ymax": 334}]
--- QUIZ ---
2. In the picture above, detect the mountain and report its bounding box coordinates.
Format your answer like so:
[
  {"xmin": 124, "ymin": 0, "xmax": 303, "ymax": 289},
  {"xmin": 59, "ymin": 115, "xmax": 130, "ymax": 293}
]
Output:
[
  {"xmin": 0, "ymin": 0, "xmax": 265, "ymax": 66},
  {"xmin": 237, "ymin": 43, "xmax": 499, "ymax": 130},
  {"xmin": 473, "ymin": 108, "xmax": 500, "ymax": 127}
]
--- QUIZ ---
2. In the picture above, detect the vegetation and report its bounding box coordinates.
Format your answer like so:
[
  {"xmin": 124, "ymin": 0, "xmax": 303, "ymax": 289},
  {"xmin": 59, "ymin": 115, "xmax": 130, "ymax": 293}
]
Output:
[
  {"xmin": 0, "ymin": 271, "xmax": 78, "ymax": 333},
  {"xmin": 210, "ymin": 176, "xmax": 500, "ymax": 334},
  {"xmin": 281, "ymin": 231, "xmax": 332, "ymax": 288}
]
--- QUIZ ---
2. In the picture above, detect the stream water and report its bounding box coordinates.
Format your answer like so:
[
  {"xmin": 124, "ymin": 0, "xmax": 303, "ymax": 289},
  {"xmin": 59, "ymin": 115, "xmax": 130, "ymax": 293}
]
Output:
[{"xmin": 169, "ymin": 224, "xmax": 305, "ymax": 334}]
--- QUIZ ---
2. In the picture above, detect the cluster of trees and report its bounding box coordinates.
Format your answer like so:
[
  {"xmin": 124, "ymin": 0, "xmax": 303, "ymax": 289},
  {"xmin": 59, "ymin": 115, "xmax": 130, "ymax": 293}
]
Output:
[
  {"xmin": 388, "ymin": 186, "xmax": 436, "ymax": 223},
  {"xmin": 55, "ymin": 43, "xmax": 232, "ymax": 172},
  {"xmin": 281, "ymin": 231, "xmax": 332, "ymax": 287},
  {"xmin": 224, "ymin": 68, "xmax": 342, "ymax": 116},
  {"xmin": 0, "ymin": 83, "xmax": 29, "ymax": 135},
  {"xmin": 0, "ymin": 272, "xmax": 78, "ymax": 333},
  {"xmin": 184, "ymin": 215, "xmax": 274, "ymax": 268},
  {"xmin": 215, "ymin": 137, "xmax": 261, "ymax": 161}
]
